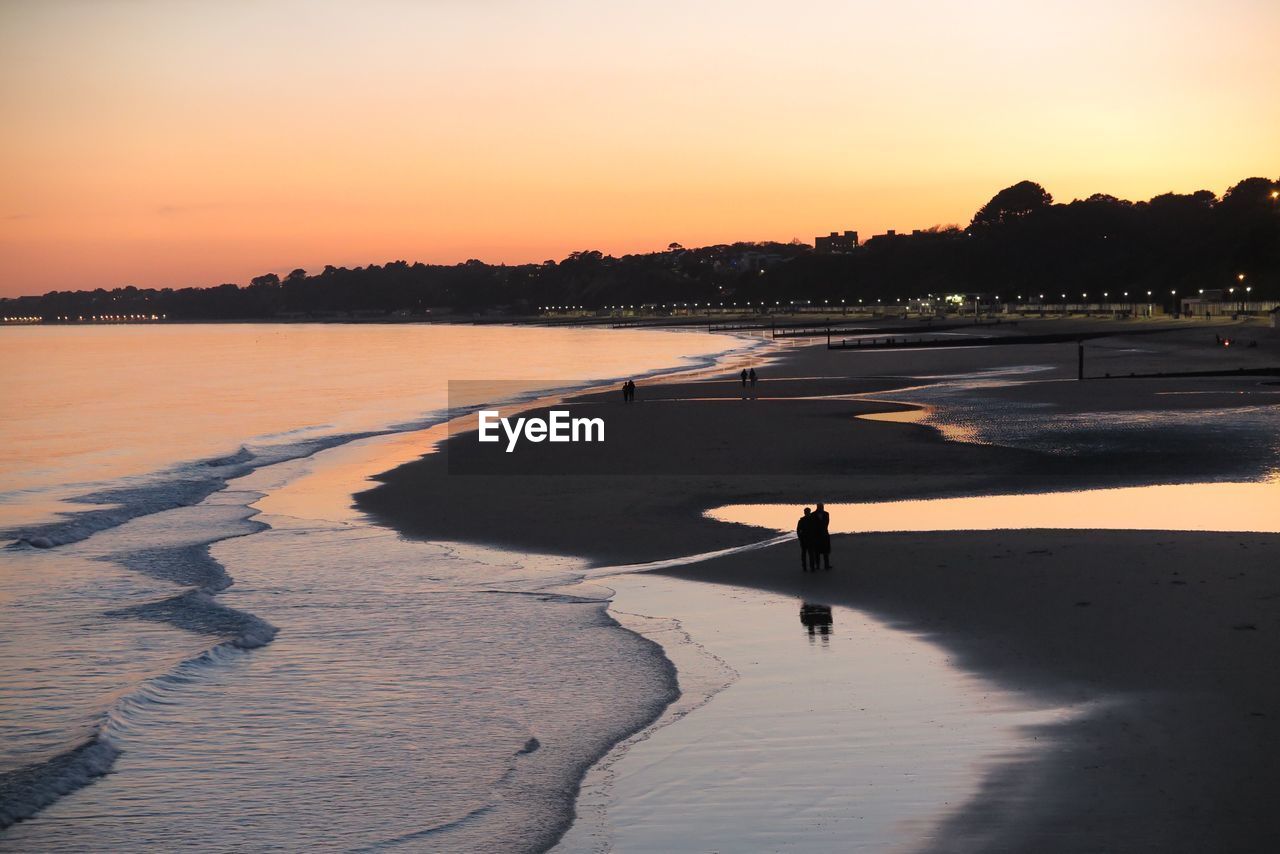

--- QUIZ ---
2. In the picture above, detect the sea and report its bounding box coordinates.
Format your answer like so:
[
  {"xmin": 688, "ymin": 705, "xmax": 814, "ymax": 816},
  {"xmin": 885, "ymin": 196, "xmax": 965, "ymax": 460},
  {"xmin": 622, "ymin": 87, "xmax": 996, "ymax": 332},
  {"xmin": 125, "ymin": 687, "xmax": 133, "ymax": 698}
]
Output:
[{"xmin": 0, "ymin": 322, "xmax": 755, "ymax": 851}]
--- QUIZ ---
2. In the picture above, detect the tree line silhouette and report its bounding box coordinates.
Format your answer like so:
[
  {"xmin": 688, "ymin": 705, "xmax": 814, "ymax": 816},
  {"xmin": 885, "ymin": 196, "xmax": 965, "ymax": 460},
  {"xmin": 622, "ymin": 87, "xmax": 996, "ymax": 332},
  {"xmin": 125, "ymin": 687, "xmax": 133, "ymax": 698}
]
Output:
[{"xmin": 4, "ymin": 176, "xmax": 1276, "ymax": 321}]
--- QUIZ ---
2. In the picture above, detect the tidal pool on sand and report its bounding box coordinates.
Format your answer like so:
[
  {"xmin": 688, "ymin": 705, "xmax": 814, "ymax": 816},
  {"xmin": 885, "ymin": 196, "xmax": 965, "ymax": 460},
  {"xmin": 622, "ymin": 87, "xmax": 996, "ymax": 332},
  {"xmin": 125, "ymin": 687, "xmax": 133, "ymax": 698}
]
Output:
[{"xmin": 708, "ymin": 478, "xmax": 1280, "ymax": 536}]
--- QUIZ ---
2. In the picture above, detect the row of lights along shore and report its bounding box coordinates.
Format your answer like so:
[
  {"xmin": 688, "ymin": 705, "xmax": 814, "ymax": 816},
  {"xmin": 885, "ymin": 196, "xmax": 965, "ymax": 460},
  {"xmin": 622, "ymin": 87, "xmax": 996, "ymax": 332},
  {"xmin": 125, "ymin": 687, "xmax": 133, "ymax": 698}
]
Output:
[
  {"xmin": 1, "ymin": 314, "xmax": 167, "ymax": 323},
  {"xmin": 544, "ymin": 288, "xmax": 1257, "ymax": 311},
  {"xmin": 545, "ymin": 274, "xmax": 1259, "ymax": 313}
]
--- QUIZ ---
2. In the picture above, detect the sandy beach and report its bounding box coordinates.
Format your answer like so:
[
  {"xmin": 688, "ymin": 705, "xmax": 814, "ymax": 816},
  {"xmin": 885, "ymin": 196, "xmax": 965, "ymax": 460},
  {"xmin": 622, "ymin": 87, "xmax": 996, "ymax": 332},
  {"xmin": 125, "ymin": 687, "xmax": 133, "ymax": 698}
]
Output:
[
  {"xmin": 358, "ymin": 316, "xmax": 1280, "ymax": 851},
  {"xmin": 361, "ymin": 318, "xmax": 1280, "ymax": 564}
]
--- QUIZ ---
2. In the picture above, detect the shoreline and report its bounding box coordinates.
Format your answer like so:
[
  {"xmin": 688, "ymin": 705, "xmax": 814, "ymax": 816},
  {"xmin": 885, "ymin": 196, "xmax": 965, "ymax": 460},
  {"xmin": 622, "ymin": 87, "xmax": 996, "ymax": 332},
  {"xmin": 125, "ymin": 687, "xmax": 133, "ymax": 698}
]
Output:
[
  {"xmin": 357, "ymin": 317, "xmax": 1280, "ymax": 851},
  {"xmin": 0, "ymin": 323, "xmax": 762, "ymax": 845}
]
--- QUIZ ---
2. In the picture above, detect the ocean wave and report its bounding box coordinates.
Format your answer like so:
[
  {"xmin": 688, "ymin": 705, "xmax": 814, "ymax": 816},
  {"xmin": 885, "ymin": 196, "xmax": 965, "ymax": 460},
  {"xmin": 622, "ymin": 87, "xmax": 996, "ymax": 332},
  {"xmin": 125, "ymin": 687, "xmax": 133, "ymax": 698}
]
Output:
[
  {"xmin": 1, "ymin": 433, "xmax": 381, "ymax": 550},
  {"xmin": 200, "ymin": 446, "xmax": 256, "ymax": 467},
  {"xmin": 101, "ymin": 541, "xmax": 236, "ymax": 590},
  {"xmin": 0, "ymin": 606, "xmax": 276, "ymax": 830},
  {"xmin": 351, "ymin": 804, "xmax": 499, "ymax": 853},
  {"xmin": 0, "ymin": 332, "xmax": 760, "ymax": 838},
  {"xmin": 5, "ymin": 476, "xmax": 239, "ymax": 549},
  {"xmin": 1, "ymin": 501, "xmax": 281, "ymax": 829},
  {"xmin": 107, "ymin": 588, "xmax": 278, "ymax": 648},
  {"xmin": 0, "ymin": 738, "xmax": 120, "ymax": 830}
]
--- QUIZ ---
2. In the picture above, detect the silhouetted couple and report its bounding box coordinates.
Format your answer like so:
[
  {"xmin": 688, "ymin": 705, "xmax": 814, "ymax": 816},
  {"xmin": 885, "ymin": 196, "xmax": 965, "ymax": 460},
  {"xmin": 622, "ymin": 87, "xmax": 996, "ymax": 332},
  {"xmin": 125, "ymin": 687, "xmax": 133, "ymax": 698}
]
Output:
[
  {"xmin": 797, "ymin": 504, "xmax": 831, "ymax": 571},
  {"xmin": 739, "ymin": 368, "xmax": 758, "ymax": 387},
  {"xmin": 621, "ymin": 379, "xmax": 636, "ymax": 402}
]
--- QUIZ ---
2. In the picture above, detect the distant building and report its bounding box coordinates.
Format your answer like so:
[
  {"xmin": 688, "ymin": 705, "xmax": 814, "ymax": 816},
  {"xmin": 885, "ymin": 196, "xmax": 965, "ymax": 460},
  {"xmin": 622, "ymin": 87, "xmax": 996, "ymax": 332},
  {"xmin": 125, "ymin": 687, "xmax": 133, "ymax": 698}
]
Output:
[
  {"xmin": 736, "ymin": 250, "xmax": 786, "ymax": 273},
  {"xmin": 814, "ymin": 230, "xmax": 858, "ymax": 253}
]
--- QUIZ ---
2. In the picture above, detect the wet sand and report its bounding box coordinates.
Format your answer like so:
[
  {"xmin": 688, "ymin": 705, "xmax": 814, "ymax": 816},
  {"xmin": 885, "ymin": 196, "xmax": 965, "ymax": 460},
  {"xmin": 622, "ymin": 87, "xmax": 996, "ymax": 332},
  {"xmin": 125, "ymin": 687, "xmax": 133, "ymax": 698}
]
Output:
[
  {"xmin": 358, "ymin": 316, "xmax": 1280, "ymax": 851},
  {"xmin": 557, "ymin": 574, "xmax": 1073, "ymax": 853},
  {"xmin": 652, "ymin": 529, "xmax": 1280, "ymax": 853}
]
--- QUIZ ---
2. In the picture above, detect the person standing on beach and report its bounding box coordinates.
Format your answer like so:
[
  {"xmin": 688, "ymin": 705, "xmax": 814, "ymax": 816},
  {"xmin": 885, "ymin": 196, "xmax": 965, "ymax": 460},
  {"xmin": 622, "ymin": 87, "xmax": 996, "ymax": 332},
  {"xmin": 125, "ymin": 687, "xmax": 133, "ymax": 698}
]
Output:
[
  {"xmin": 797, "ymin": 507, "xmax": 814, "ymax": 571},
  {"xmin": 621, "ymin": 380, "xmax": 630, "ymax": 402},
  {"xmin": 740, "ymin": 368, "xmax": 748, "ymax": 387},
  {"xmin": 813, "ymin": 503, "xmax": 832, "ymax": 570},
  {"xmin": 749, "ymin": 368, "xmax": 757, "ymax": 387}
]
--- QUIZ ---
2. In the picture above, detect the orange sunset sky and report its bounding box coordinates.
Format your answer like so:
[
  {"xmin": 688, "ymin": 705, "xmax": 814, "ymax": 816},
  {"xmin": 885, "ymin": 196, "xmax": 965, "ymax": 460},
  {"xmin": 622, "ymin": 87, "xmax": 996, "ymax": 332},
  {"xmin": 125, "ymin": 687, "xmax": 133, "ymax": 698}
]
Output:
[{"xmin": 2, "ymin": 0, "xmax": 1277, "ymax": 297}]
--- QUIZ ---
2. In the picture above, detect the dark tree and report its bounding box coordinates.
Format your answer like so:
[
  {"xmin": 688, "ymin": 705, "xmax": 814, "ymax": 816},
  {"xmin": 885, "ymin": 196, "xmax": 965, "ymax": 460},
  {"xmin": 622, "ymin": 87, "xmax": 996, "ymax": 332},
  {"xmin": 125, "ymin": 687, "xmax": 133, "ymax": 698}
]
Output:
[
  {"xmin": 1220, "ymin": 177, "xmax": 1279, "ymax": 211},
  {"xmin": 970, "ymin": 180, "xmax": 1054, "ymax": 229}
]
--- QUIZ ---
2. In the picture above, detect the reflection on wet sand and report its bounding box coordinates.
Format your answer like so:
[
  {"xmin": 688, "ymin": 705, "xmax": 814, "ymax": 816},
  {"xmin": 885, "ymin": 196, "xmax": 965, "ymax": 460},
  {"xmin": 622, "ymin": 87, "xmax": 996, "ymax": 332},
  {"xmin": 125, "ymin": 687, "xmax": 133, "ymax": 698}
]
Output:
[{"xmin": 799, "ymin": 602, "xmax": 833, "ymax": 645}]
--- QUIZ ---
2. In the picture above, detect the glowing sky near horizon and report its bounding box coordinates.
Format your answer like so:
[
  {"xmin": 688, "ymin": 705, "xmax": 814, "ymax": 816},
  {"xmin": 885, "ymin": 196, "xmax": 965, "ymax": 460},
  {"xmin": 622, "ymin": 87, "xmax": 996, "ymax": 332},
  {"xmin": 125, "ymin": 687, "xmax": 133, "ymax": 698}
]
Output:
[{"xmin": 1, "ymin": 0, "xmax": 1277, "ymax": 296}]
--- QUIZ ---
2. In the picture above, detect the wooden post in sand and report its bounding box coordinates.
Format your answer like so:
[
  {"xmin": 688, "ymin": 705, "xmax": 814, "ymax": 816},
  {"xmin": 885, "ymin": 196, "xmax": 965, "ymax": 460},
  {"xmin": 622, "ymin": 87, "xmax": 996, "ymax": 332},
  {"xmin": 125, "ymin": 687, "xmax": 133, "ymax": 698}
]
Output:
[{"xmin": 1078, "ymin": 340, "xmax": 1085, "ymax": 380}]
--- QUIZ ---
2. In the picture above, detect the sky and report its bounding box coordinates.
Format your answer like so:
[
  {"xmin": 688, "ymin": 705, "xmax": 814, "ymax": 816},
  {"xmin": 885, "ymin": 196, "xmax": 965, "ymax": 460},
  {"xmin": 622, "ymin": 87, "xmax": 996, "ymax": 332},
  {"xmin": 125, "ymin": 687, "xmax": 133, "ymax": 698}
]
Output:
[{"xmin": 1, "ymin": 0, "xmax": 1277, "ymax": 297}]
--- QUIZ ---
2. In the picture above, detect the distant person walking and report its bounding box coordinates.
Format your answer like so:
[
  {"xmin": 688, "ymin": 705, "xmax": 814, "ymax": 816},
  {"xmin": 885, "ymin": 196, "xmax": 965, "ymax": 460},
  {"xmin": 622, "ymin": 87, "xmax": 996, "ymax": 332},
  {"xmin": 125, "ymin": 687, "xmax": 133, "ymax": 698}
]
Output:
[
  {"xmin": 622, "ymin": 379, "xmax": 636, "ymax": 402},
  {"xmin": 812, "ymin": 502, "xmax": 832, "ymax": 570},
  {"xmin": 797, "ymin": 507, "xmax": 813, "ymax": 571},
  {"xmin": 748, "ymin": 368, "xmax": 757, "ymax": 387},
  {"xmin": 740, "ymin": 368, "xmax": 749, "ymax": 387}
]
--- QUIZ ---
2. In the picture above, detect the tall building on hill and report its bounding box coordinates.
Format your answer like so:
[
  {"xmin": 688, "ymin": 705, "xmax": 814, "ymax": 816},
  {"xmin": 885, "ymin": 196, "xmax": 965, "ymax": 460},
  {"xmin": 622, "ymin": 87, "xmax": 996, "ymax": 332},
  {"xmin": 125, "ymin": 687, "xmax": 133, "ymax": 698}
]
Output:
[{"xmin": 814, "ymin": 230, "xmax": 858, "ymax": 253}]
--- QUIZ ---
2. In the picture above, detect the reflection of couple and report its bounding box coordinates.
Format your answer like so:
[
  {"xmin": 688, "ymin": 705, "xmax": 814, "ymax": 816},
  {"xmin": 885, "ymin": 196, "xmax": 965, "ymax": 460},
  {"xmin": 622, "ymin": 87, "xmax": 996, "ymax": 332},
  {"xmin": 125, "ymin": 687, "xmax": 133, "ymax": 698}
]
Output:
[
  {"xmin": 796, "ymin": 504, "xmax": 831, "ymax": 572},
  {"xmin": 799, "ymin": 603, "xmax": 833, "ymax": 638}
]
